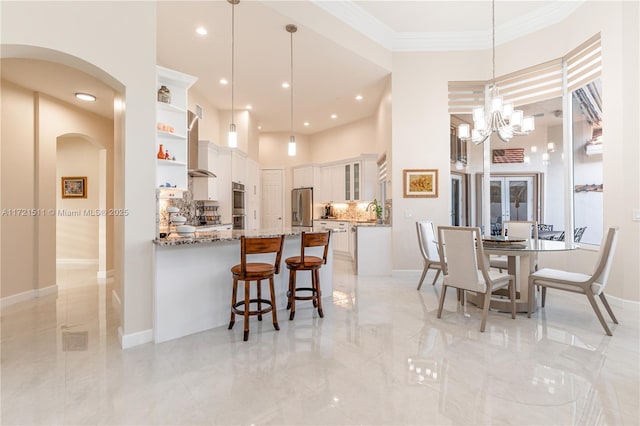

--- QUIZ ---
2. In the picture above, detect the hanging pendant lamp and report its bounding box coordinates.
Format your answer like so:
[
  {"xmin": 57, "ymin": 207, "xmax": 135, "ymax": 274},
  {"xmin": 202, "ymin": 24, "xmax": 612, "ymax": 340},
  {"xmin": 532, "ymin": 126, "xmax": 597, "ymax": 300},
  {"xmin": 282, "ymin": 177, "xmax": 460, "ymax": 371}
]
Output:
[
  {"xmin": 227, "ymin": 0, "xmax": 239, "ymax": 148},
  {"xmin": 458, "ymin": 0, "xmax": 534, "ymax": 144},
  {"xmin": 286, "ymin": 24, "xmax": 298, "ymax": 156}
]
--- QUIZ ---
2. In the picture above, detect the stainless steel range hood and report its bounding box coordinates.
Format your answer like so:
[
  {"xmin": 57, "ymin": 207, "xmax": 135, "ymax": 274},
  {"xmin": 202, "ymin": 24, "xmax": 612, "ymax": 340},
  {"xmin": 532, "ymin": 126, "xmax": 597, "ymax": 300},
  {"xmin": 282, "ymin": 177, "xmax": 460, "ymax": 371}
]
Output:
[{"xmin": 188, "ymin": 109, "xmax": 217, "ymax": 178}]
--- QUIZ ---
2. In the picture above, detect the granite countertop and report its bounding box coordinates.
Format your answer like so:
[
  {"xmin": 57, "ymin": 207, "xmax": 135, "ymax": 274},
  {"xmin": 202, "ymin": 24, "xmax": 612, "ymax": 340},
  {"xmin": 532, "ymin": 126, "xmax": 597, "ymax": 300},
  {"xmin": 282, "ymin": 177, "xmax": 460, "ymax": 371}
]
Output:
[
  {"xmin": 317, "ymin": 218, "xmax": 391, "ymax": 227},
  {"xmin": 154, "ymin": 226, "xmax": 346, "ymax": 247}
]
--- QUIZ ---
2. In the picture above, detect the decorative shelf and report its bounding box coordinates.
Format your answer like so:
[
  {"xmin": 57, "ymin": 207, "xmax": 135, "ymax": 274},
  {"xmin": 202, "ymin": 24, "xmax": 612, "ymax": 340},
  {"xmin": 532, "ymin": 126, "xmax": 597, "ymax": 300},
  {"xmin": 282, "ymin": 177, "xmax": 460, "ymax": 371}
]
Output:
[
  {"xmin": 157, "ymin": 159, "xmax": 187, "ymax": 167},
  {"xmin": 157, "ymin": 130, "xmax": 187, "ymax": 140}
]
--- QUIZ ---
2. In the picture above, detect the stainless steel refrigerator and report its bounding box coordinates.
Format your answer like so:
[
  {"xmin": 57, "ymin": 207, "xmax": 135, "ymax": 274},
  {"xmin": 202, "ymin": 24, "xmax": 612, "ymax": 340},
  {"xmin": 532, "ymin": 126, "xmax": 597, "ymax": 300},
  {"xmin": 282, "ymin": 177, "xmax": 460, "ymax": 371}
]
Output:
[{"xmin": 291, "ymin": 187, "xmax": 313, "ymax": 227}]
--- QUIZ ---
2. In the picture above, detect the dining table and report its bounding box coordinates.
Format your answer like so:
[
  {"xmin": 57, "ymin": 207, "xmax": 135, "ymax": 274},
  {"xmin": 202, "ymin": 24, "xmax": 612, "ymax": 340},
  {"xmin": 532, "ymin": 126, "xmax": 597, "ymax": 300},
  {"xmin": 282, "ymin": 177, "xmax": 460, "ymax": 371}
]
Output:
[{"xmin": 472, "ymin": 237, "xmax": 579, "ymax": 313}]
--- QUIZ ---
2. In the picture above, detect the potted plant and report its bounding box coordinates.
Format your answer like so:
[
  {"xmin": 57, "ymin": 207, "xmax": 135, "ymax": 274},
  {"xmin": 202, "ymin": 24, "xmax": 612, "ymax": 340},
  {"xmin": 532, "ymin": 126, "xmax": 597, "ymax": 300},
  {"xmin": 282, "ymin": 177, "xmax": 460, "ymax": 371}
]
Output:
[{"xmin": 368, "ymin": 199, "xmax": 384, "ymax": 224}]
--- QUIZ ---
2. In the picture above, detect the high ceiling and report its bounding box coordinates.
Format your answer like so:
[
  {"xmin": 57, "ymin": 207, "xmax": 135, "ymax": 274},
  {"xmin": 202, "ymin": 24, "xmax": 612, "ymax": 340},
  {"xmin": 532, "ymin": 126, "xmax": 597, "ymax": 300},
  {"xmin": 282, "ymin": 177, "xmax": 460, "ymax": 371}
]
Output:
[{"xmin": 1, "ymin": 1, "xmax": 583, "ymax": 133}]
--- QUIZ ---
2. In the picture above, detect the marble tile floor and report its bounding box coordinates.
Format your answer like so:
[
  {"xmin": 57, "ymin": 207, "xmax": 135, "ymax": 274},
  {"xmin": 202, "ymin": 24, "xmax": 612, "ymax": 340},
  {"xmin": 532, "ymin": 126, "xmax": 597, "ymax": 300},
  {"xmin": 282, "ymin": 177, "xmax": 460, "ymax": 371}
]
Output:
[{"xmin": 1, "ymin": 260, "xmax": 639, "ymax": 425}]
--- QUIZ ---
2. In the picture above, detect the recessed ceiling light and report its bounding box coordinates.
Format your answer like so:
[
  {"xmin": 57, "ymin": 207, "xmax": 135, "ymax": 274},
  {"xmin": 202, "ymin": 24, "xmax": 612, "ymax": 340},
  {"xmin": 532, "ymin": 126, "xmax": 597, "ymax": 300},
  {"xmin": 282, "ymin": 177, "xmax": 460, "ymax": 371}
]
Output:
[
  {"xmin": 219, "ymin": 78, "xmax": 228, "ymax": 85},
  {"xmin": 303, "ymin": 122, "xmax": 310, "ymax": 126},
  {"xmin": 245, "ymin": 105, "xmax": 252, "ymax": 110},
  {"xmin": 258, "ymin": 125, "xmax": 262, "ymax": 130},
  {"xmin": 355, "ymin": 95, "xmax": 363, "ymax": 101},
  {"xmin": 195, "ymin": 26, "xmax": 208, "ymax": 36},
  {"xmin": 331, "ymin": 114, "xmax": 337, "ymax": 119},
  {"xmin": 281, "ymin": 82, "xmax": 290, "ymax": 89},
  {"xmin": 75, "ymin": 92, "xmax": 96, "ymax": 102}
]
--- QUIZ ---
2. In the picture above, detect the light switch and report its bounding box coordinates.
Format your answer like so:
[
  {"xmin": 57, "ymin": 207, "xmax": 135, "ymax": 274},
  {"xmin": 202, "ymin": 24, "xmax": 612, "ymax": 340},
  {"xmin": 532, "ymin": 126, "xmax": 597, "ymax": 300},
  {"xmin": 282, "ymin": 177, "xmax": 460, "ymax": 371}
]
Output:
[{"xmin": 633, "ymin": 208, "xmax": 640, "ymax": 222}]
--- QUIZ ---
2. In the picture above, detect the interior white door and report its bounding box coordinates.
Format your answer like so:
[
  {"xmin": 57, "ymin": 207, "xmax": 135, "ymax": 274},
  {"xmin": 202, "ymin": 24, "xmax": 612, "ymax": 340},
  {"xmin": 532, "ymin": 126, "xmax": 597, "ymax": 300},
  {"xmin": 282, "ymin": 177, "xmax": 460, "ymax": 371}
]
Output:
[{"xmin": 261, "ymin": 169, "xmax": 284, "ymax": 230}]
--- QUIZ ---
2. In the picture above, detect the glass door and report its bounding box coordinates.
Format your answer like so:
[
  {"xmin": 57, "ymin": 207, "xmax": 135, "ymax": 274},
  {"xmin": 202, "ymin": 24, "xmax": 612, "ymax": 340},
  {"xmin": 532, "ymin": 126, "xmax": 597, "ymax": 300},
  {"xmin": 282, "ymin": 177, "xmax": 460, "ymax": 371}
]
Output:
[
  {"xmin": 490, "ymin": 176, "xmax": 534, "ymax": 234},
  {"xmin": 451, "ymin": 174, "xmax": 462, "ymax": 226}
]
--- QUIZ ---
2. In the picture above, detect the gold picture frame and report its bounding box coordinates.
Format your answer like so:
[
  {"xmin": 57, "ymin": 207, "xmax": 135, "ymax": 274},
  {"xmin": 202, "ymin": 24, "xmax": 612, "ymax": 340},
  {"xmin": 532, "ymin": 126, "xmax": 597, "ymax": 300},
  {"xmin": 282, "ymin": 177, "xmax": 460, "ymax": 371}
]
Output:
[
  {"xmin": 61, "ymin": 176, "xmax": 87, "ymax": 198},
  {"xmin": 403, "ymin": 169, "xmax": 438, "ymax": 198}
]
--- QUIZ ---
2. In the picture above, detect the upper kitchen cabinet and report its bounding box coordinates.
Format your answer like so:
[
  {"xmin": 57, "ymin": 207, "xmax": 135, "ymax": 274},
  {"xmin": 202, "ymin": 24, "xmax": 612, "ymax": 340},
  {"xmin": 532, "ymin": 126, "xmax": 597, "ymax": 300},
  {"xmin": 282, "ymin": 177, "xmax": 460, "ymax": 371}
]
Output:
[
  {"xmin": 319, "ymin": 154, "xmax": 377, "ymax": 202},
  {"xmin": 292, "ymin": 165, "xmax": 320, "ymax": 189},
  {"xmin": 156, "ymin": 65, "xmax": 197, "ymax": 197},
  {"xmin": 231, "ymin": 150, "xmax": 247, "ymax": 184}
]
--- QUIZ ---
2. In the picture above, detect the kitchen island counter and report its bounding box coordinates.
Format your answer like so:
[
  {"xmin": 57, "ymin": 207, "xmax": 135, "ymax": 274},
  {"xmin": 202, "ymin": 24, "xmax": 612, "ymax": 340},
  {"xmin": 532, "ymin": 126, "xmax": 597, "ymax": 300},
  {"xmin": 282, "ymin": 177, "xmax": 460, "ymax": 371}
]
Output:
[{"xmin": 153, "ymin": 227, "xmax": 339, "ymax": 343}]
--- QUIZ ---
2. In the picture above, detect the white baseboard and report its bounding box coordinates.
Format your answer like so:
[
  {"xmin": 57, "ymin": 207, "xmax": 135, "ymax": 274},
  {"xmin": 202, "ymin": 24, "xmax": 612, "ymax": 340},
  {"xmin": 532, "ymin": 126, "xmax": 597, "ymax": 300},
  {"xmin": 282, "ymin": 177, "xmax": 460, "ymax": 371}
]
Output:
[
  {"xmin": 57, "ymin": 258, "xmax": 98, "ymax": 265},
  {"xmin": 119, "ymin": 327, "xmax": 153, "ymax": 349},
  {"xmin": 111, "ymin": 289, "xmax": 122, "ymax": 315},
  {"xmin": 607, "ymin": 294, "xmax": 640, "ymax": 311},
  {"xmin": 1, "ymin": 285, "xmax": 58, "ymax": 308},
  {"xmin": 97, "ymin": 269, "xmax": 115, "ymax": 284}
]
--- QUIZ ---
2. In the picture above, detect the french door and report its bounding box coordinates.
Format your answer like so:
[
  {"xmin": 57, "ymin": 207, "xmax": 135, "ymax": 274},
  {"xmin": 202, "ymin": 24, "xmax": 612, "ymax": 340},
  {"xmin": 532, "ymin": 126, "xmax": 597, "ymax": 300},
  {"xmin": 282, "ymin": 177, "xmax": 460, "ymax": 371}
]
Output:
[{"xmin": 490, "ymin": 176, "xmax": 534, "ymax": 233}]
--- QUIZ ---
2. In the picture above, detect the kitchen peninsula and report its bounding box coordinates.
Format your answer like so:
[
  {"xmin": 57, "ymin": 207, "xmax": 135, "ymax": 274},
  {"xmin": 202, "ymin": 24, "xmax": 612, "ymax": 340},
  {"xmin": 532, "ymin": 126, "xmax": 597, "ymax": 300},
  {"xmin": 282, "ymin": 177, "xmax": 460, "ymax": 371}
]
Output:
[{"xmin": 153, "ymin": 227, "xmax": 341, "ymax": 343}]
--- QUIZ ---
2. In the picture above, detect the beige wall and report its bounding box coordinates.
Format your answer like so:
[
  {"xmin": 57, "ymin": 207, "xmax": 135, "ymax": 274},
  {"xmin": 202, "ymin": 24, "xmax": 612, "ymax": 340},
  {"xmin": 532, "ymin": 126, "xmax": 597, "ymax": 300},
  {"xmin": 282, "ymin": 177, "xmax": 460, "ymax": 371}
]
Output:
[
  {"xmin": 1, "ymin": 81, "xmax": 36, "ymax": 297},
  {"xmin": 1, "ymin": 79, "xmax": 114, "ymax": 297},
  {"xmin": 1, "ymin": 1, "xmax": 157, "ymax": 342},
  {"xmin": 309, "ymin": 116, "xmax": 377, "ymax": 164},
  {"xmin": 391, "ymin": 1, "xmax": 639, "ymax": 302},
  {"xmin": 56, "ymin": 136, "xmax": 101, "ymax": 262}
]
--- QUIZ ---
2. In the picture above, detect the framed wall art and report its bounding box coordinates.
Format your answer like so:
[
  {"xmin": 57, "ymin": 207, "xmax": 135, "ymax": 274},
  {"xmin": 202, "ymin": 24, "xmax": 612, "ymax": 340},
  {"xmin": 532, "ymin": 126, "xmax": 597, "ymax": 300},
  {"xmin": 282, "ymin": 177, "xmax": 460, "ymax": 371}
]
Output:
[
  {"xmin": 403, "ymin": 169, "xmax": 438, "ymax": 198},
  {"xmin": 61, "ymin": 176, "xmax": 87, "ymax": 198}
]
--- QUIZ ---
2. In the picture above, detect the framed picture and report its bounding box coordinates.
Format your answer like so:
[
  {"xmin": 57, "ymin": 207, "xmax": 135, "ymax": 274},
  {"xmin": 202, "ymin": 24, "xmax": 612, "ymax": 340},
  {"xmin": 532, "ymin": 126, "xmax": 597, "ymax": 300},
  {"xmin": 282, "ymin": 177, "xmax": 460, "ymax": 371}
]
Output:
[
  {"xmin": 61, "ymin": 176, "xmax": 87, "ymax": 198},
  {"xmin": 403, "ymin": 169, "xmax": 438, "ymax": 198}
]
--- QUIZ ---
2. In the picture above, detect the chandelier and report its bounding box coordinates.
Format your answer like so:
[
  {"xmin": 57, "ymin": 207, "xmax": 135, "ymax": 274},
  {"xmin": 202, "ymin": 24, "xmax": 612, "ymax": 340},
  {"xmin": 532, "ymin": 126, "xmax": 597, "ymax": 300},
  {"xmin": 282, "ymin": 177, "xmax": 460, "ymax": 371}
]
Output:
[
  {"xmin": 458, "ymin": 0, "xmax": 534, "ymax": 144},
  {"xmin": 227, "ymin": 0, "xmax": 239, "ymax": 148},
  {"xmin": 286, "ymin": 24, "xmax": 298, "ymax": 156}
]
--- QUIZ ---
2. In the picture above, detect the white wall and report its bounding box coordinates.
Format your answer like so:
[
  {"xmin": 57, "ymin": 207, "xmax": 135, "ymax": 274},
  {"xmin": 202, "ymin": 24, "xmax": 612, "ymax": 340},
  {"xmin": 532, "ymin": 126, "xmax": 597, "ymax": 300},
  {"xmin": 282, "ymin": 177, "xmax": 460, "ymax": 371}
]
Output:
[{"xmin": 56, "ymin": 136, "xmax": 100, "ymax": 262}]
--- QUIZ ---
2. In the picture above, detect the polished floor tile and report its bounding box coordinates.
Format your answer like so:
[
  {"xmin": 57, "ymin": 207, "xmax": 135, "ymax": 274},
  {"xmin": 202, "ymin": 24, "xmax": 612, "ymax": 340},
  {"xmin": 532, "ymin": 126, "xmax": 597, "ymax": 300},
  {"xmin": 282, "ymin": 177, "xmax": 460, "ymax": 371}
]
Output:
[{"xmin": 2, "ymin": 260, "xmax": 639, "ymax": 425}]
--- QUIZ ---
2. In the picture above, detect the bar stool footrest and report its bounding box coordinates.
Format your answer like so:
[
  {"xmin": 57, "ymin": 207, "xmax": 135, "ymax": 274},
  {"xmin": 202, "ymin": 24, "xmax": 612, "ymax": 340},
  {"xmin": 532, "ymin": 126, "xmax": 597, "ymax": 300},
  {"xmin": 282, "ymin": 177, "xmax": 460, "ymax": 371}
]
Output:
[
  {"xmin": 231, "ymin": 298, "xmax": 274, "ymax": 316},
  {"xmin": 292, "ymin": 287, "xmax": 317, "ymax": 300}
]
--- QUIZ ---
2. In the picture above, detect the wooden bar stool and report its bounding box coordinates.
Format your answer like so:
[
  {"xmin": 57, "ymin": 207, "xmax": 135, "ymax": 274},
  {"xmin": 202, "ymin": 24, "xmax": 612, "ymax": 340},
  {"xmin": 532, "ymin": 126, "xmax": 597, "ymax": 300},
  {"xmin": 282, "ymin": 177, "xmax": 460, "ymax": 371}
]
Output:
[
  {"xmin": 285, "ymin": 231, "xmax": 331, "ymax": 320},
  {"xmin": 229, "ymin": 235, "xmax": 285, "ymax": 341}
]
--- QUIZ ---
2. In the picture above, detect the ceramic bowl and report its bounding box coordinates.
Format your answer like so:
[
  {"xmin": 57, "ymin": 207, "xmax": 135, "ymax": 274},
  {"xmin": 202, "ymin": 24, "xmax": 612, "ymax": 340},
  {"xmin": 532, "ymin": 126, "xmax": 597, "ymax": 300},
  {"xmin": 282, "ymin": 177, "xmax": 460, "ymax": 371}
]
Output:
[
  {"xmin": 171, "ymin": 215, "xmax": 187, "ymax": 225},
  {"xmin": 166, "ymin": 206, "xmax": 180, "ymax": 214},
  {"xmin": 176, "ymin": 225, "xmax": 196, "ymax": 235}
]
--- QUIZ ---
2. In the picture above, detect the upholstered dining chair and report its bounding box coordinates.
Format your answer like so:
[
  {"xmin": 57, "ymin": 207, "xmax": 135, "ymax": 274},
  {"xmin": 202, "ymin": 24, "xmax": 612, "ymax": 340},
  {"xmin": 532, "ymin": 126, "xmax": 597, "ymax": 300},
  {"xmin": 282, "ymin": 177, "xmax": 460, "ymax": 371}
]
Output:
[
  {"xmin": 436, "ymin": 226, "xmax": 516, "ymax": 332},
  {"xmin": 416, "ymin": 221, "xmax": 443, "ymax": 290},
  {"xmin": 527, "ymin": 227, "xmax": 619, "ymax": 336},
  {"xmin": 490, "ymin": 221, "xmax": 538, "ymax": 272}
]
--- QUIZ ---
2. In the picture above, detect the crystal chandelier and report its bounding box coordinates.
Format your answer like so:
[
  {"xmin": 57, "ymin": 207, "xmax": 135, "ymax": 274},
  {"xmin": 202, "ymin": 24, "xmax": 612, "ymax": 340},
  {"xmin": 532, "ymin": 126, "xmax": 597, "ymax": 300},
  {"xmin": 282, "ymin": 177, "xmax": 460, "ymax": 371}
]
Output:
[
  {"xmin": 458, "ymin": 0, "xmax": 534, "ymax": 144},
  {"xmin": 286, "ymin": 24, "xmax": 298, "ymax": 156}
]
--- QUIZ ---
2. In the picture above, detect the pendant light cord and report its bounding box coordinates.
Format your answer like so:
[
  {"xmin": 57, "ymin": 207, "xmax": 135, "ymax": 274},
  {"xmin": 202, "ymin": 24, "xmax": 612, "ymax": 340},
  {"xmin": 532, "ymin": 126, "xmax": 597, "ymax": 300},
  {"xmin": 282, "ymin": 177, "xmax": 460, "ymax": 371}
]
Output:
[
  {"xmin": 492, "ymin": 0, "xmax": 496, "ymax": 86},
  {"xmin": 290, "ymin": 29, "xmax": 294, "ymax": 138},
  {"xmin": 231, "ymin": 2, "xmax": 235, "ymax": 127}
]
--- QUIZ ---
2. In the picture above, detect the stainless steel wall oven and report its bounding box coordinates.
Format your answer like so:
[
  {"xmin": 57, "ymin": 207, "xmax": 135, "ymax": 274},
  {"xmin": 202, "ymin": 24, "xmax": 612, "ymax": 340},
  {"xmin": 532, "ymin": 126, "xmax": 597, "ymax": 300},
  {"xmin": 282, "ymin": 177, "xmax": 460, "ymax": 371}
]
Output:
[{"xmin": 232, "ymin": 182, "xmax": 245, "ymax": 229}]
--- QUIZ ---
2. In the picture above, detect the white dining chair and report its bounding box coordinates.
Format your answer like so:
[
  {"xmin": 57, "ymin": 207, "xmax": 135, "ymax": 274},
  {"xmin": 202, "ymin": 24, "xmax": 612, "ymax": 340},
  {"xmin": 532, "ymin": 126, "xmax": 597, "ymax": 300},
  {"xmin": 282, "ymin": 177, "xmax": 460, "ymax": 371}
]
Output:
[
  {"xmin": 490, "ymin": 220, "xmax": 538, "ymax": 272},
  {"xmin": 416, "ymin": 221, "xmax": 443, "ymax": 290},
  {"xmin": 436, "ymin": 226, "xmax": 516, "ymax": 332},
  {"xmin": 527, "ymin": 227, "xmax": 619, "ymax": 336}
]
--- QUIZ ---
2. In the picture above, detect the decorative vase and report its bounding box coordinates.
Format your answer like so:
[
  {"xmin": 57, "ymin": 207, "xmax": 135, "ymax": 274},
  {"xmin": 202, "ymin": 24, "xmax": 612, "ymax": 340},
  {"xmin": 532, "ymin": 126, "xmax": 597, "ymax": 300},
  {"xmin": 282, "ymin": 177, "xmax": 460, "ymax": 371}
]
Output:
[
  {"xmin": 157, "ymin": 144, "xmax": 165, "ymax": 159},
  {"xmin": 157, "ymin": 85, "xmax": 171, "ymax": 104}
]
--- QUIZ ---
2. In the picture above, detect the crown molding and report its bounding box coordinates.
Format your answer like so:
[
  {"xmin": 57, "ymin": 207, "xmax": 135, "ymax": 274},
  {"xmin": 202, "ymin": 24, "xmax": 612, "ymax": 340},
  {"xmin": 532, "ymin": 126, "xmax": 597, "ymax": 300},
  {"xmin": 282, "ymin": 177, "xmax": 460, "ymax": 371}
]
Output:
[{"xmin": 314, "ymin": 0, "xmax": 586, "ymax": 52}]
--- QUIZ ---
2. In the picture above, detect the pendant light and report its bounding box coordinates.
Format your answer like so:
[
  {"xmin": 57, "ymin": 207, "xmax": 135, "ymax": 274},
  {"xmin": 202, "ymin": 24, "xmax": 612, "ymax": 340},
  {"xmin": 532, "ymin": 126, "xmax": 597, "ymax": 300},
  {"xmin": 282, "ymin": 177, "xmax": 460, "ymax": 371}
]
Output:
[
  {"xmin": 286, "ymin": 24, "xmax": 298, "ymax": 156},
  {"xmin": 227, "ymin": 0, "xmax": 239, "ymax": 148},
  {"xmin": 458, "ymin": 0, "xmax": 534, "ymax": 144}
]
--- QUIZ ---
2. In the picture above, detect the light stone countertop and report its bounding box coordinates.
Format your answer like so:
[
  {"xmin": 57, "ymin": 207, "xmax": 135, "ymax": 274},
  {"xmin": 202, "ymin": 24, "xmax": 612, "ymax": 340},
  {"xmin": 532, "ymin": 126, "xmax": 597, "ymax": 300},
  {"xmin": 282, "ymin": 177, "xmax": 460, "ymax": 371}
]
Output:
[{"xmin": 154, "ymin": 226, "xmax": 346, "ymax": 247}]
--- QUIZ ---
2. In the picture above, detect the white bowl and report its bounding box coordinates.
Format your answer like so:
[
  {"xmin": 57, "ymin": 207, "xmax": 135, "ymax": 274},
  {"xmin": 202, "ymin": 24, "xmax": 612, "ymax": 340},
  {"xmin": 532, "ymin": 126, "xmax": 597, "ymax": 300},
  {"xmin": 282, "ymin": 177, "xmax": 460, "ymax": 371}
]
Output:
[
  {"xmin": 176, "ymin": 225, "xmax": 196, "ymax": 234},
  {"xmin": 171, "ymin": 215, "xmax": 187, "ymax": 225},
  {"xmin": 166, "ymin": 206, "xmax": 180, "ymax": 214}
]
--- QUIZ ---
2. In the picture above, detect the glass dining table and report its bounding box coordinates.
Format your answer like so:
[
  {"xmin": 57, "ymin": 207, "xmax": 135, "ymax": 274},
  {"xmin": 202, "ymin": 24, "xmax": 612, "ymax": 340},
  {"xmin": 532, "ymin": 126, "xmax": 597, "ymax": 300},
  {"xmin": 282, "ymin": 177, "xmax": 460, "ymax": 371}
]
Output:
[{"xmin": 473, "ymin": 238, "xmax": 579, "ymax": 313}]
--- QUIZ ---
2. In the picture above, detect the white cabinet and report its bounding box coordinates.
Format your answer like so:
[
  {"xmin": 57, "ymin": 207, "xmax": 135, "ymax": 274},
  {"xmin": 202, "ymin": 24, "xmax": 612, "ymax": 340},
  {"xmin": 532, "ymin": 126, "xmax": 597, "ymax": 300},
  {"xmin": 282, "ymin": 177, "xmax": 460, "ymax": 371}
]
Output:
[
  {"xmin": 155, "ymin": 66, "xmax": 197, "ymax": 195},
  {"xmin": 245, "ymin": 158, "xmax": 260, "ymax": 230},
  {"xmin": 231, "ymin": 150, "xmax": 247, "ymax": 184},
  {"xmin": 316, "ymin": 155, "xmax": 377, "ymax": 203},
  {"xmin": 192, "ymin": 177, "xmax": 218, "ymax": 201},
  {"xmin": 292, "ymin": 165, "xmax": 319, "ymax": 189}
]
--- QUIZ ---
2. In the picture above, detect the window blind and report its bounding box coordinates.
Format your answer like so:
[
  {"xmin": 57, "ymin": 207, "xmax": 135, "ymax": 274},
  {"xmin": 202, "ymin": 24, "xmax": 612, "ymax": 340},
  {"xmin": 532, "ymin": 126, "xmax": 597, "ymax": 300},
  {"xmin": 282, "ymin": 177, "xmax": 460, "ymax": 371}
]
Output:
[{"xmin": 564, "ymin": 33, "xmax": 602, "ymax": 93}]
